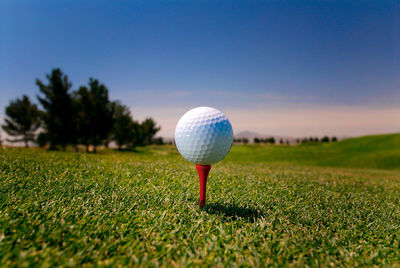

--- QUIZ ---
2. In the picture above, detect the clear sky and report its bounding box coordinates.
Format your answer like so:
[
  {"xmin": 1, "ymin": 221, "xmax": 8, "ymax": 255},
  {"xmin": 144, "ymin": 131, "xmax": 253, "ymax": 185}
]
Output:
[{"xmin": 1, "ymin": 0, "xmax": 399, "ymax": 138}]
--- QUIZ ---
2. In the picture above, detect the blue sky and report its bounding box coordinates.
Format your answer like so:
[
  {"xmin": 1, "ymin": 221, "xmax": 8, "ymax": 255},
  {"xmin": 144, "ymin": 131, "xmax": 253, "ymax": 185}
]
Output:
[{"xmin": 1, "ymin": 0, "xmax": 399, "ymax": 137}]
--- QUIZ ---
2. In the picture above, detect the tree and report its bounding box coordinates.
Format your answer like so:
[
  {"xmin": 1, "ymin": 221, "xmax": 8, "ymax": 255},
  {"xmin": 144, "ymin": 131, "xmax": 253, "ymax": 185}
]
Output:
[
  {"xmin": 36, "ymin": 69, "xmax": 74, "ymax": 150},
  {"xmin": 152, "ymin": 137, "xmax": 164, "ymax": 145},
  {"xmin": 233, "ymin": 138, "xmax": 242, "ymax": 144},
  {"xmin": 74, "ymin": 78, "xmax": 114, "ymax": 152},
  {"xmin": 1, "ymin": 95, "xmax": 41, "ymax": 147},
  {"xmin": 36, "ymin": 132, "xmax": 48, "ymax": 148},
  {"xmin": 140, "ymin": 118, "xmax": 161, "ymax": 145},
  {"xmin": 111, "ymin": 101, "xmax": 139, "ymax": 150},
  {"xmin": 331, "ymin": 136, "xmax": 338, "ymax": 142},
  {"xmin": 321, "ymin": 136, "xmax": 330, "ymax": 143}
]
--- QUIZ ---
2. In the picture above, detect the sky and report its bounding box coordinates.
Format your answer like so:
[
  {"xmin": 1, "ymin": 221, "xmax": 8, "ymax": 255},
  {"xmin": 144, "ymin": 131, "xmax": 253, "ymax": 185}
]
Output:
[{"xmin": 1, "ymin": 0, "xmax": 399, "ymax": 138}]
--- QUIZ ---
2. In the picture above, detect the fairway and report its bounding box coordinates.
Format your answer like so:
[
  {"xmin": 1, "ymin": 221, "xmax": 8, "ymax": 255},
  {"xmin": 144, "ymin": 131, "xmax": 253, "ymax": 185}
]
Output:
[{"xmin": 1, "ymin": 135, "xmax": 400, "ymax": 266}]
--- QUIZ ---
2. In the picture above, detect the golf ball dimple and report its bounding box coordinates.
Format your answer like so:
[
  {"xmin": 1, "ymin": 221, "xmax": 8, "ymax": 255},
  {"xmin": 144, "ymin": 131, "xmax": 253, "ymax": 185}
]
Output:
[{"xmin": 175, "ymin": 107, "xmax": 233, "ymax": 165}]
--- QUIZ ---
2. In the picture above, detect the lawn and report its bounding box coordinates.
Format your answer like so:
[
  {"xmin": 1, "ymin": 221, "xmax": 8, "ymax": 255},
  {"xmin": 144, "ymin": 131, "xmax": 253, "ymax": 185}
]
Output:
[{"xmin": 1, "ymin": 134, "xmax": 400, "ymax": 266}]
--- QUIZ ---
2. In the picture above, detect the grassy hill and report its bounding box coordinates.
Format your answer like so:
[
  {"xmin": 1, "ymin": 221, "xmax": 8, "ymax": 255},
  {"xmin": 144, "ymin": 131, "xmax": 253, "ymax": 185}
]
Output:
[
  {"xmin": 227, "ymin": 133, "xmax": 400, "ymax": 169},
  {"xmin": 0, "ymin": 134, "xmax": 400, "ymax": 266}
]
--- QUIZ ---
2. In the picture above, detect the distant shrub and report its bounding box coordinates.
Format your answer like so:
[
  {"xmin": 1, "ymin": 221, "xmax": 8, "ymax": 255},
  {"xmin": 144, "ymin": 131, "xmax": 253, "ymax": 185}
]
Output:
[{"xmin": 321, "ymin": 136, "xmax": 330, "ymax": 143}]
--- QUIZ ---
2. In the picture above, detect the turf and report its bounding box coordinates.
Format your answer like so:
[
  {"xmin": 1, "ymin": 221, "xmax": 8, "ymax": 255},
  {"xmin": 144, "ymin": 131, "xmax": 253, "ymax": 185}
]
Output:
[
  {"xmin": 228, "ymin": 133, "xmax": 400, "ymax": 169},
  {"xmin": 1, "ymin": 134, "xmax": 400, "ymax": 266}
]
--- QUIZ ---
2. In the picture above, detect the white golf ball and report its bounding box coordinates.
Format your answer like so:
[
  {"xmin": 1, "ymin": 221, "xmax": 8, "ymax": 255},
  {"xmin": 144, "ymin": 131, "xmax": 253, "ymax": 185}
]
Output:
[{"xmin": 175, "ymin": 107, "xmax": 233, "ymax": 165}]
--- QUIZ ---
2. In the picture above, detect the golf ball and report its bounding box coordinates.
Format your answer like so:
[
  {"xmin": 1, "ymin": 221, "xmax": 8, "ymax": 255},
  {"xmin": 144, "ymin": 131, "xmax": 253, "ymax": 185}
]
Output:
[{"xmin": 175, "ymin": 107, "xmax": 233, "ymax": 165}]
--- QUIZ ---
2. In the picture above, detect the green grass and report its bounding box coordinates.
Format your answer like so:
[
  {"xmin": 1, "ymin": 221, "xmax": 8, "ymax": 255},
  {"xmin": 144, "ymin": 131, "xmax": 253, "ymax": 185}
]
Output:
[
  {"xmin": 228, "ymin": 133, "xmax": 400, "ymax": 169},
  {"xmin": 1, "ymin": 134, "xmax": 400, "ymax": 266}
]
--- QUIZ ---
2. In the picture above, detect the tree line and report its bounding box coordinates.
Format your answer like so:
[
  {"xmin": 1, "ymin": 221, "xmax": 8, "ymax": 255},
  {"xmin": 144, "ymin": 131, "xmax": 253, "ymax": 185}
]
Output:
[
  {"xmin": 1, "ymin": 68, "xmax": 161, "ymax": 151},
  {"xmin": 254, "ymin": 137, "xmax": 276, "ymax": 144},
  {"xmin": 233, "ymin": 138, "xmax": 249, "ymax": 144},
  {"xmin": 234, "ymin": 136, "xmax": 339, "ymax": 145},
  {"xmin": 296, "ymin": 136, "xmax": 338, "ymax": 144}
]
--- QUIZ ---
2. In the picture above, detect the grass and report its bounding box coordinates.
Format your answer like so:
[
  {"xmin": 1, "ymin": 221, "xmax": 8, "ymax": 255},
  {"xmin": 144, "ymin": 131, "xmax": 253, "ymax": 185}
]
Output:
[
  {"xmin": 1, "ymin": 134, "xmax": 400, "ymax": 266},
  {"xmin": 228, "ymin": 133, "xmax": 400, "ymax": 169}
]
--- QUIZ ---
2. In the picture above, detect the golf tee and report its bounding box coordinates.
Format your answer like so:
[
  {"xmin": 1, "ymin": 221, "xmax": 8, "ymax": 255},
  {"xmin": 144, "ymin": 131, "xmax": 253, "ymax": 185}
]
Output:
[{"xmin": 196, "ymin": 164, "xmax": 211, "ymax": 208}]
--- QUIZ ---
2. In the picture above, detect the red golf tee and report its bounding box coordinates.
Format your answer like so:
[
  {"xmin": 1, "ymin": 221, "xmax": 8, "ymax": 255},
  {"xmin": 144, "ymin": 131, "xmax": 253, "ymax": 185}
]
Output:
[{"xmin": 196, "ymin": 164, "xmax": 211, "ymax": 208}]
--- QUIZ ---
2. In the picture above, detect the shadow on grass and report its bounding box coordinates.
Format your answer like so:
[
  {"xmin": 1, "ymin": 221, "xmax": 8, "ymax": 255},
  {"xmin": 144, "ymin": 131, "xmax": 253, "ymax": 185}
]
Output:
[{"xmin": 204, "ymin": 202, "xmax": 264, "ymax": 223}]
